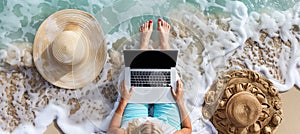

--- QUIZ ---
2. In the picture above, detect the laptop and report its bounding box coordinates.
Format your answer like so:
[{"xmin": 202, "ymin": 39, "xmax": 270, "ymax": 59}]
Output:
[{"xmin": 123, "ymin": 49, "xmax": 179, "ymax": 103}]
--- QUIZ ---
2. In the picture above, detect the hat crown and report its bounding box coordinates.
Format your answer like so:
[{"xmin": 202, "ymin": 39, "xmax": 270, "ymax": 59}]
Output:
[
  {"xmin": 52, "ymin": 31, "xmax": 87, "ymax": 65},
  {"xmin": 226, "ymin": 91, "xmax": 262, "ymax": 128}
]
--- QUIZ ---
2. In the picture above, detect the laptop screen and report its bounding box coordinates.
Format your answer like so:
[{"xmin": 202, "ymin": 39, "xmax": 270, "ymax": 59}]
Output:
[{"xmin": 124, "ymin": 50, "xmax": 178, "ymax": 69}]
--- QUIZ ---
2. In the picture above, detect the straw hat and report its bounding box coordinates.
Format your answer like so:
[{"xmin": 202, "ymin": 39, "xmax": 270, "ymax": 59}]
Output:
[
  {"xmin": 33, "ymin": 9, "xmax": 107, "ymax": 89},
  {"xmin": 202, "ymin": 70, "xmax": 282, "ymax": 134}
]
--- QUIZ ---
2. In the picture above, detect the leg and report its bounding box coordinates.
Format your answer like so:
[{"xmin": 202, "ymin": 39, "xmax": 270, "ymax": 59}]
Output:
[
  {"xmin": 153, "ymin": 103, "xmax": 181, "ymax": 130},
  {"xmin": 121, "ymin": 103, "xmax": 149, "ymax": 124},
  {"xmin": 157, "ymin": 18, "xmax": 171, "ymax": 50},
  {"xmin": 140, "ymin": 20, "xmax": 153, "ymax": 50}
]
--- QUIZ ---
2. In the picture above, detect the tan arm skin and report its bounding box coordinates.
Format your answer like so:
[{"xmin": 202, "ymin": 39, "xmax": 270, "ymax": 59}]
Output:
[
  {"xmin": 171, "ymin": 80, "xmax": 192, "ymax": 134},
  {"xmin": 108, "ymin": 80, "xmax": 133, "ymax": 134}
]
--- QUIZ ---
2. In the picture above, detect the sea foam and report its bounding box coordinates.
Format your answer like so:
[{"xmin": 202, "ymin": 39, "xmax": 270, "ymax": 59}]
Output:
[{"xmin": 0, "ymin": 0, "xmax": 299, "ymax": 133}]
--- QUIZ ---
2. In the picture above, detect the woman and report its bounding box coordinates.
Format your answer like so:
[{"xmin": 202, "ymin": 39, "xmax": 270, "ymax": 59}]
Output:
[{"xmin": 108, "ymin": 19, "xmax": 192, "ymax": 134}]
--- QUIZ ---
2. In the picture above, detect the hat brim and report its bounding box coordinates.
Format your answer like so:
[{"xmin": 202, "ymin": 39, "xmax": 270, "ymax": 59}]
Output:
[{"xmin": 33, "ymin": 9, "xmax": 107, "ymax": 89}]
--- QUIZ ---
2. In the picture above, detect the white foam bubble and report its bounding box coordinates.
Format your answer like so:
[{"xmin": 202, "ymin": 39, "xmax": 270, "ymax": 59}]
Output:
[{"xmin": 0, "ymin": 50, "xmax": 7, "ymax": 59}]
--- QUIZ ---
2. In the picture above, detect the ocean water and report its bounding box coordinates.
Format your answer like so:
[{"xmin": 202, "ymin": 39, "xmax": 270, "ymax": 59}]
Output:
[{"xmin": 0, "ymin": 0, "xmax": 300, "ymax": 133}]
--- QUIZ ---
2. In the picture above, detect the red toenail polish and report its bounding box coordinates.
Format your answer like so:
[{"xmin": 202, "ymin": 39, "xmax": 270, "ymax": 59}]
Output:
[
  {"xmin": 158, "ymin": 18, "xmax": 162, "ymax": 22},
  {"xmin": 149, "ymin": 20, "xmax": 152, "ymax": 23}
]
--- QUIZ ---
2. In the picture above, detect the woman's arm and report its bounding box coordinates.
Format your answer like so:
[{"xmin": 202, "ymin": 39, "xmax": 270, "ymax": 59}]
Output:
[
  {"xmin": 108, "ymin": 98, "xmax": 128, "ymax": 134},
  {"xmin": 171, "ymin": 80, "xmax": 192, "ymax": 134},
  {"xmin": 108, "ymin": 80, "xmax": 134, "ymax": 134},
  {"xmin": 175, "ymin": 101, "xmax": 192, "ymax": 134}
]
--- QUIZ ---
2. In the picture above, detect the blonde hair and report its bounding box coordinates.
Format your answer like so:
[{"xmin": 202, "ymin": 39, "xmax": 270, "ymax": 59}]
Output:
[{"xmin": 126, "ymin": 119, "xmax": 164, "ymax": 134}]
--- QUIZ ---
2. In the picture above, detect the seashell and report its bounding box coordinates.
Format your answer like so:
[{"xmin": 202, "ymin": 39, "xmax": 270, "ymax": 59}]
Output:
[
  {"xmin": 262, "ymin": 103, "xmax": 270, "ymax": 109},
  {"xmin": 256, "ymin": 93, "xmax": 267, "ymax": 104},
  {"xmin": 249, "ymin": 122, "xmax": 261, "ymax": 133},
  {"xmin": 11, "ymin": 79, "xmax": 18, "ymax": 85},
  {"xmin": 263, "ymin": 126, "xmax": 271, "ymax": 134},
  {"xmin": 274, "ymin": 101, "xmax": 282, "ymax": 110},
  {"xmin": 223, "ymin": 74, "xmax": 232, "ymax": 80},
  {"xmin": 268, "ymin": 86, "xmax": 278, "ymax": 96},
  {"xmin": 272, "ymin": 115, "xmax": 281, "ymax": 126},
  {"xmin": 216, "ymin": 80, "xmax": 224, "ymax": 90},
  {"xmin": 12, "ymin": 72, "xmax": 20, "ymax": 77},
  {"xmin": 251, "ymin": 87, "xmax": 258, "ymax": 92},
  {"xmin": 205, "ymin": 91, "xmax": 215, "ymax": 104},
  {"xmin": 224, "ymin": 89, "xmax": 232, "ymax": 99},
  {"xmin": 236, "ymin": 83, "xmax": 244, "ymax": 92},
  {"xmin": 219, "ymin": 100, "xmax": 226, "ymax": 107},
  {"xmin": 260, "ymin": 110, "xmax": 270, "ymax": 118},
  {"xmin": 179, "ymin": 29, "xmax": 187, "ymax": 38},
  {"xmin": 245, "ymin": 83, "xmax": 253, "ymax": 91},
  {"xmin": 229, "ymin": 125, "xmax": 236, "ymax": 133},
  {"xmin": 202, "ymin": 109, "xmax": 211, "ymax": 119}
]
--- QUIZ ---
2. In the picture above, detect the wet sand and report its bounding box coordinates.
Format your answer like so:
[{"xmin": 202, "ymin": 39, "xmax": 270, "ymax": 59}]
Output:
[
  {"xmin": 44, "ymin": 122, "xmax": 61, "ymax": 134},
  {"xmin": 276, "ymin": 86, "xmax": 300, "ymax": 134},
  {"xmin": 44, "ymin": 86, "xmax": 300, "ymax": 134}
]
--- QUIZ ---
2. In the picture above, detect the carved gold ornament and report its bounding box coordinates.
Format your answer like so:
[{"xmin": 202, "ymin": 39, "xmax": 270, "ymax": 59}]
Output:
[{"xmin": 202, "ymin": 70, "xmax": 282, "ymax": 134}]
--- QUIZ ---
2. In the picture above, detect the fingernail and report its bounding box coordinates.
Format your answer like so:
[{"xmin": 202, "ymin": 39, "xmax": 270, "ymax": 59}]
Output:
[{"xmin": 149, "ymin": 20, "xmax": 152, "ymax": 23}]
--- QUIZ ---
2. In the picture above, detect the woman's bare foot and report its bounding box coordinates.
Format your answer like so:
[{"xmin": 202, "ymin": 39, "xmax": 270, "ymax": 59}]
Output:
[
  {"xmin": 139, "ymin": 20, "xmax": 153, "ymax": 49},
  {"xmin": 157, "ymin": 18, "xmax": 171, "ymax": 49}
]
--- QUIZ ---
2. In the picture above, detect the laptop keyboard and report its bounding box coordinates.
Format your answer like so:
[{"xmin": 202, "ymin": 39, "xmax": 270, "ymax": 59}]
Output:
[{"xmin": 130, "ymin": 71, "xmax": 171, "ymax": 87}]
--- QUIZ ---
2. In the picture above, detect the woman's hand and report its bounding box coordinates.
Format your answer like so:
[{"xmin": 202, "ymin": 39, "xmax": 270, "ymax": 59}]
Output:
[
  {"xmin": 171, "ymin": 80, "xmax": 184, "ymax": 104},
  {"xmin": 120, "ymin": 80, "xmax": 134, "ymax": 102}
]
